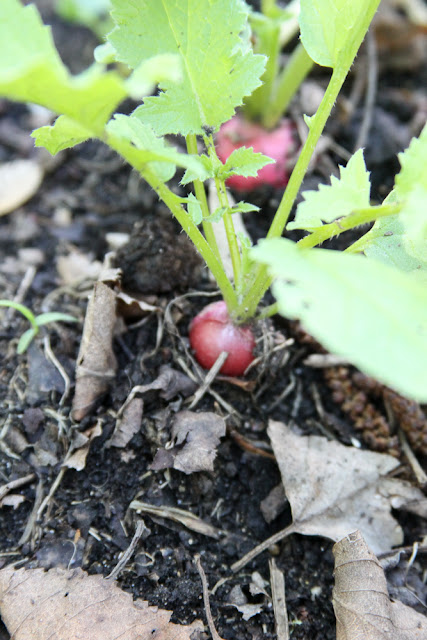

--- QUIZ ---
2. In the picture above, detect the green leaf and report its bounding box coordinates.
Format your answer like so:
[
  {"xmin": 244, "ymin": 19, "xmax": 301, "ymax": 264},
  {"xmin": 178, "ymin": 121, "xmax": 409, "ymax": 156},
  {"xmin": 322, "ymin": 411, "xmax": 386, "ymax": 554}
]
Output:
[
  {"xmin": 125, "ymin": 54, "xmax": 183, "ymax": 100},
  {"xmin": 299, "ymin": 0, "xmax": 381, "ymax": 68},
  {"xmin": 106, "ymin": 114, "xmax": 212, "ymax": 182},
  {"xmin": 56, "ymin": 0, "xmax": 111, "ymax": 23},
  {"xmin": 351, "ymin": 127, "xmax": 427, "ymax": 284},
  {"xmin": 353, "ymin": 189, "xmax": 427, "ymax": 286},
  {"xmin": 184, "ymin": 193, "xmax": 203, "ymax": 225},
  {"xmin": 0, "ymin": 299, "xmax": 37, "ymax": 328},
  {"xmin": 252, "ymin": 238, "xmax": 427, "ymax": 401},
  {"xmin": 56, "ymin": 0, "xmax": 112, "ymax": 39},
  {"xmin": 34, "ymin": 312, "xmax": 78, "ymax": 327},
  {"xmin": 204, "ymin": 207, "xmax": 228, "ymax": 223},
  {"xmin": 32, "ymin": 116, "xmax": 92, "ymax": 154},
  {"xmin": 17, "ymin": 328, "xmax": 37, "ymax": 354},
  {"xmin": 108, "ymin": 0, "xmax": 266, "ymax": 135},
  {"xmin": 94, "ymin": 42, "xmax": 116, "ymax": 64},
  {"xmin": 0, "ymin": 0, "xmax": 126, "ymax": 133},
  {"xmin": 220, "ymin": 146, "xmax": 274, "ymax": 180},
  {"xmin": 233, "ymin": 202, "xmax": 260, "ymax": 214},
  {"xmin": 180, "ymin": 155, "xmax": 215, "ymax": 186},
  {"xmin": 288, "ymin": 149, "xmax": 371, "ymax": 231},
  {"xmin": 395, "ymin": 122, "xmax": 427, "ymax": 197}
]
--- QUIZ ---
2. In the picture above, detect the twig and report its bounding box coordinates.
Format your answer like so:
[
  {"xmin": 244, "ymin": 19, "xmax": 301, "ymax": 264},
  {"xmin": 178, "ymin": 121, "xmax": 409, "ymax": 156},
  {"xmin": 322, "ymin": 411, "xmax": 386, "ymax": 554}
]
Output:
[
  {"xmin": 304, "ymin": 353, "xmax": 350, "ymax": 368},
  {"xmin": 231, "ymin": 524, "xmax": 296, "ymax": 573},
  {"xmin": 106, "ymin": 520, "xmax": 148, "ymax": 580},
  {"xmin": 0, "ymin": 473, "xmax": 36, "ymax": 502},
  {"xmin": 269, "ymin": 558, "xmax": 290, "ymax": 640},
  {"xmin": 43, "ymin": 335, "xmax": 71, "ymax": 407},
  {"xmin": 129, "ymin": 500, "xmax": 221, "ymax": 539},
  {"xmin": 188, "ymin": 351, "xmax": 229, "ymax": 409},
  {"xmin": 195, "ymin": 554, "xmax": 225, "ymax": 640},
  {"xmin": 228, "ymin": 429, "xmax": 275, "ymax": 460},
  {"xmin": 36, "ymin": 467, "xmax": 66, "ymax": 521},
  {"xmin": 398, "ymin": 428, "xmax": 427, "ymax": 487},
  {"xmin": 18, "ymin": 478, "xmax": 44, "ymax": 546},
  {"xmin": 2, "ymin": 266, "xmax": 36, "ymax": 326}
]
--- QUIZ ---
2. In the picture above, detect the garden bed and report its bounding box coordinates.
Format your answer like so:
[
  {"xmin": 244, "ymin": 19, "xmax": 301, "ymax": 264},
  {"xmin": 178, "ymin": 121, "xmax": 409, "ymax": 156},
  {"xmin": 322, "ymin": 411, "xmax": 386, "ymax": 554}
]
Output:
[{"xmin": 0, "ymin": 2, "xmax": 426, "ymax": 639}]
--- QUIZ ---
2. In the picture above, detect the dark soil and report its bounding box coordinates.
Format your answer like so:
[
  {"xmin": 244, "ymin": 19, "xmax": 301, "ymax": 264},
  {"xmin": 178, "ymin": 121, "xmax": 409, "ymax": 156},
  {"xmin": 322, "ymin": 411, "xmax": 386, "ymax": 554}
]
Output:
[{"xmin": 0, "ymin": 4, "xmax": 426, "ymax": 640}]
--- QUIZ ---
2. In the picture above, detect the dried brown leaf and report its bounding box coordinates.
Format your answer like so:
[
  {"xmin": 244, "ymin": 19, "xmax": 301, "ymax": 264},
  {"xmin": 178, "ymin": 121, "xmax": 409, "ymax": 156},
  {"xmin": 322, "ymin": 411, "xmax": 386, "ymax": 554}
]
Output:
[
  {"xmin": 0, "ymin": 565, "xmax": 203, "ymax": 640},
  {"xmin": 116, "ymin": 291, "xmax": 160, "ymax": 320},
  {"xmin": 109, "ymin": 367, "xmax": 197, "ymax": 449},
  {"xmin": 107, "ymin": 397, "xmax": 144, "ymax": 448},
  {"xmin": 72, "ymin": 282, "xmax": 117, "ymax": 421},
  {"xmin": 152, "ymin": 410, "xmax": 226, "ymax": 474},
  {"xmin": 268, "ymin": 421, "xmax": 422, "ymax": 554},
  {"xmin": 63, "ymin": 422, "xmax": 103, "ymax": 471},
  {"xmin": 333, "ymin": 530, "xmax": 427, "ymax": 640}
]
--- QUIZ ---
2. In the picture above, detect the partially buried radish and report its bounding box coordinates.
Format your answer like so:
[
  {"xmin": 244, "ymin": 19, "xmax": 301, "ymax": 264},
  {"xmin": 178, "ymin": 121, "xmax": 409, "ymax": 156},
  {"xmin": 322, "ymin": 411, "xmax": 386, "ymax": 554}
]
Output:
[
  {"xmin": 189, "ymin": 301, "xmax": 255, "ymax": 376},
  {"xmin": 216, "ymin": 114, "xmax": 295, "ymax": 191}
]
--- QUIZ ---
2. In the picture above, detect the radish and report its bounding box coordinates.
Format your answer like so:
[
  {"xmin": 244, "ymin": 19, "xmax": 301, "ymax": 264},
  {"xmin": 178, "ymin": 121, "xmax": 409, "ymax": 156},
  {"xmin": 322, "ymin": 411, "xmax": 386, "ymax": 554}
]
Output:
[
  {"xmin": 189, "ymin": 301, "xmax": 255, "ymax": 376},
  {"xmin": 216, "ymin": 114, "xmax": 296, "ymax": 191}
]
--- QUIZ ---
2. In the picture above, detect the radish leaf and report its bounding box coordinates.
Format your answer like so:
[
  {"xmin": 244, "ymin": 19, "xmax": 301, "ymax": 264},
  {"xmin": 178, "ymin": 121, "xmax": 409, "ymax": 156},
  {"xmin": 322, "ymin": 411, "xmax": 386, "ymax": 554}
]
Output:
[
  {"xmin": 252, "ymin": 238, "xmax": 427, "ymax": 401},
  {"xmin": 108, "ymin": 0, "xmax": 266, "ymax": 135},
  {"xmin": 288, "ymin": 149, "xmax": 370, "ymax": 231},
  {"xmin": 0, "ymin": 0, "xmax": 126, "ymax": 133},
  {"xmin": 299, "ymin": 0, "xmax": 381, "ymax": 69}
]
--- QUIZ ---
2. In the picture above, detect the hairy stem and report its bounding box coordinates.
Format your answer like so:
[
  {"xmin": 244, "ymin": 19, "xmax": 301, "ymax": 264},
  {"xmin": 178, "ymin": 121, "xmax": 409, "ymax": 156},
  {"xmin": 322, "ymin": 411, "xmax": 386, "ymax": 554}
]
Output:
[
  {"xmin": 107, "ymin": 133, "xmax": 237, "ymax": 310},
  {"xmin": 297, "ymin": 203, "xmax": 402, "ymax": 249},
  {"xmin": 185, "ymin": 134, "xmax": 221, "ymax": 262},
  {"xmin": 262, "ymin": 42, "xmax": 313, "ymax": 130}
]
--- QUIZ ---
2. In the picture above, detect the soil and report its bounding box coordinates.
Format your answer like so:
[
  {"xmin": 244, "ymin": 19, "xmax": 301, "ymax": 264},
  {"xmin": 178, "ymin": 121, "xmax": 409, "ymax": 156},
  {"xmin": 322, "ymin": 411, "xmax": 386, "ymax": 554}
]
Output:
[{"xmin": 0, "ymin": 4, "xmax": 426, "ymax": 640}]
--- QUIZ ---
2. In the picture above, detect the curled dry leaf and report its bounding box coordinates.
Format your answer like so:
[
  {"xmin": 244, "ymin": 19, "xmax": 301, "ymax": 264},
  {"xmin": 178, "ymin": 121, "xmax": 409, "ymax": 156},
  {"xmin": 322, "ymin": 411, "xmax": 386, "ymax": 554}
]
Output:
[
  {"xmin": 268, "ymin": 421, "xmax": 427, "ymax": 554},
  {"xmin": 151, "ymin": 410, "xmax": 226, "ymax": 474},
  {"xmin": 109, "ymin": 367, "xmax": 197, "ymax": 448},
  {"xmin": 63, "ymin": 421, "xmax": 103, "ymax": 471},
  {"xmin": 107, "ymin": 397, "xmax": 144, "ymax": 448},
  {"xmin": 72, "ymin": 282, "xmax": 117, "ymax": 421},
  {"xmin": 333, "ymin": 530, "xmax": 427, "ymax": 640},
  {"xmin": 0, "ymin": 565, "xmax": 203, "ymax": 640},
  {"xmin": 0, "ymin": 159, "xmax": 44, "ymax": 216}
]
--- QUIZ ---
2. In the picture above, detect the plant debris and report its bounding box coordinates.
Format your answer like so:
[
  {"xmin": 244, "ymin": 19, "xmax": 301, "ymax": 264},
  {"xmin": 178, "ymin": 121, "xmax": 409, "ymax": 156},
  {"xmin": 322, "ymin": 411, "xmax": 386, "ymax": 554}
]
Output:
[
  {"xmin": 267, "ymin": 421, "xmax": 426, "ymax": 554},
  {"xmin": 151, "ymin": 410, "xmax": 226, "ymax": 474},
  {"xmin": 333, "ymin": 530, "xmax": 427, "ymax": 640},
  {"xmin": 0, "ymin": 565, "xmax": 203, "ymax": 640}
]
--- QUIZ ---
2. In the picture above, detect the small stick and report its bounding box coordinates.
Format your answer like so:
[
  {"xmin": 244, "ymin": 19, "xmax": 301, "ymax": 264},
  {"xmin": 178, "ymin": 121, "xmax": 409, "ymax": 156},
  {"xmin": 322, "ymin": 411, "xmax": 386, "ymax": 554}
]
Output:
[
  {"xmin": 18, "ymin": 478, "xmax": 44, "ymax": 546},
  {"xmin": 3, "ymin": 266, "xmax": 36, "ymax": 326},
  {"xmin": 43, "ymin": 335, "xmax": 71, "ymax": 406},
  {"xmin": 0, "ymin": 473, "xmax": 36, "ymax": 502},
  {"xmin": 228, "ymin": 429, "xmax": 276, "ymax": 460},
  {"xmin": 36, "ymin": 467, "xmax": 66, "ymax": 521},
  {"xmin": 231, "ymin": 524, "xmax": 296, "ymax": 573},
  {"xmin": 188, "ymin": 351, "xmax": 228, "ymax": 409},
  {"xmin": 269, "ymin": 558, "xmax": 290, "ymax": 640},
  {"xmin": 106, "ymin": 520, "xmax": 147, "ymax": 580},
  {"xmin": 195, "ymin": 554, "xmax": 225, "ymax": 640},
  {"xmin": 398, "ymin": 429, "xmax": 427, "ymax": 487}
]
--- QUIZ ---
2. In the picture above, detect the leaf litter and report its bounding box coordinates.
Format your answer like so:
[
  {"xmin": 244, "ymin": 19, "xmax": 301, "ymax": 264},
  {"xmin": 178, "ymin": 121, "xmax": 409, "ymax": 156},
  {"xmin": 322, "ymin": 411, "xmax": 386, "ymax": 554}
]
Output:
[
  {"xmin": 0, "ymin": 565, "xmax": 203, "ymax": 640},
  {"xmin": 267, "ymin": 420, "xmax": 426, "ymax": 555},
  {"xmin": 333, "ymin": 530, "xmax": 427, "ymax": 640}
]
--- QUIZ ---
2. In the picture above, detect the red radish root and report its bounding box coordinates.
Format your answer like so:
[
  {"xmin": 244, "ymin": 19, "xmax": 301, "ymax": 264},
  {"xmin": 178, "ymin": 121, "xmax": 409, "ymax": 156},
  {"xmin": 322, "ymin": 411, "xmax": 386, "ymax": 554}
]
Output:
[
  {"xmin": 216, "ymin": 114, "xmax": 295, "ymax": 191},
  {"xmin": 189, "ymin": 301, "xmax": 255, "ymax": 376}
]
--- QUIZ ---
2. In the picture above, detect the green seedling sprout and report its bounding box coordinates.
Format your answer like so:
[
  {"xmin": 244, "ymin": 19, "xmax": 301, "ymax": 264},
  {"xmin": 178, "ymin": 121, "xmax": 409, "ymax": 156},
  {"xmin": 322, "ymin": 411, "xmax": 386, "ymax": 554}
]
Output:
[
  {"xmin": 244, "ymin": 0, "xmax": 314, "ymax": 129},
  {"xmin": 0, "ymin": 300, "xmax": 77, "ymax": 354},
  {"xmin": 1, "ymin": 0, "xmax": 427, "ymax": 400}
]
